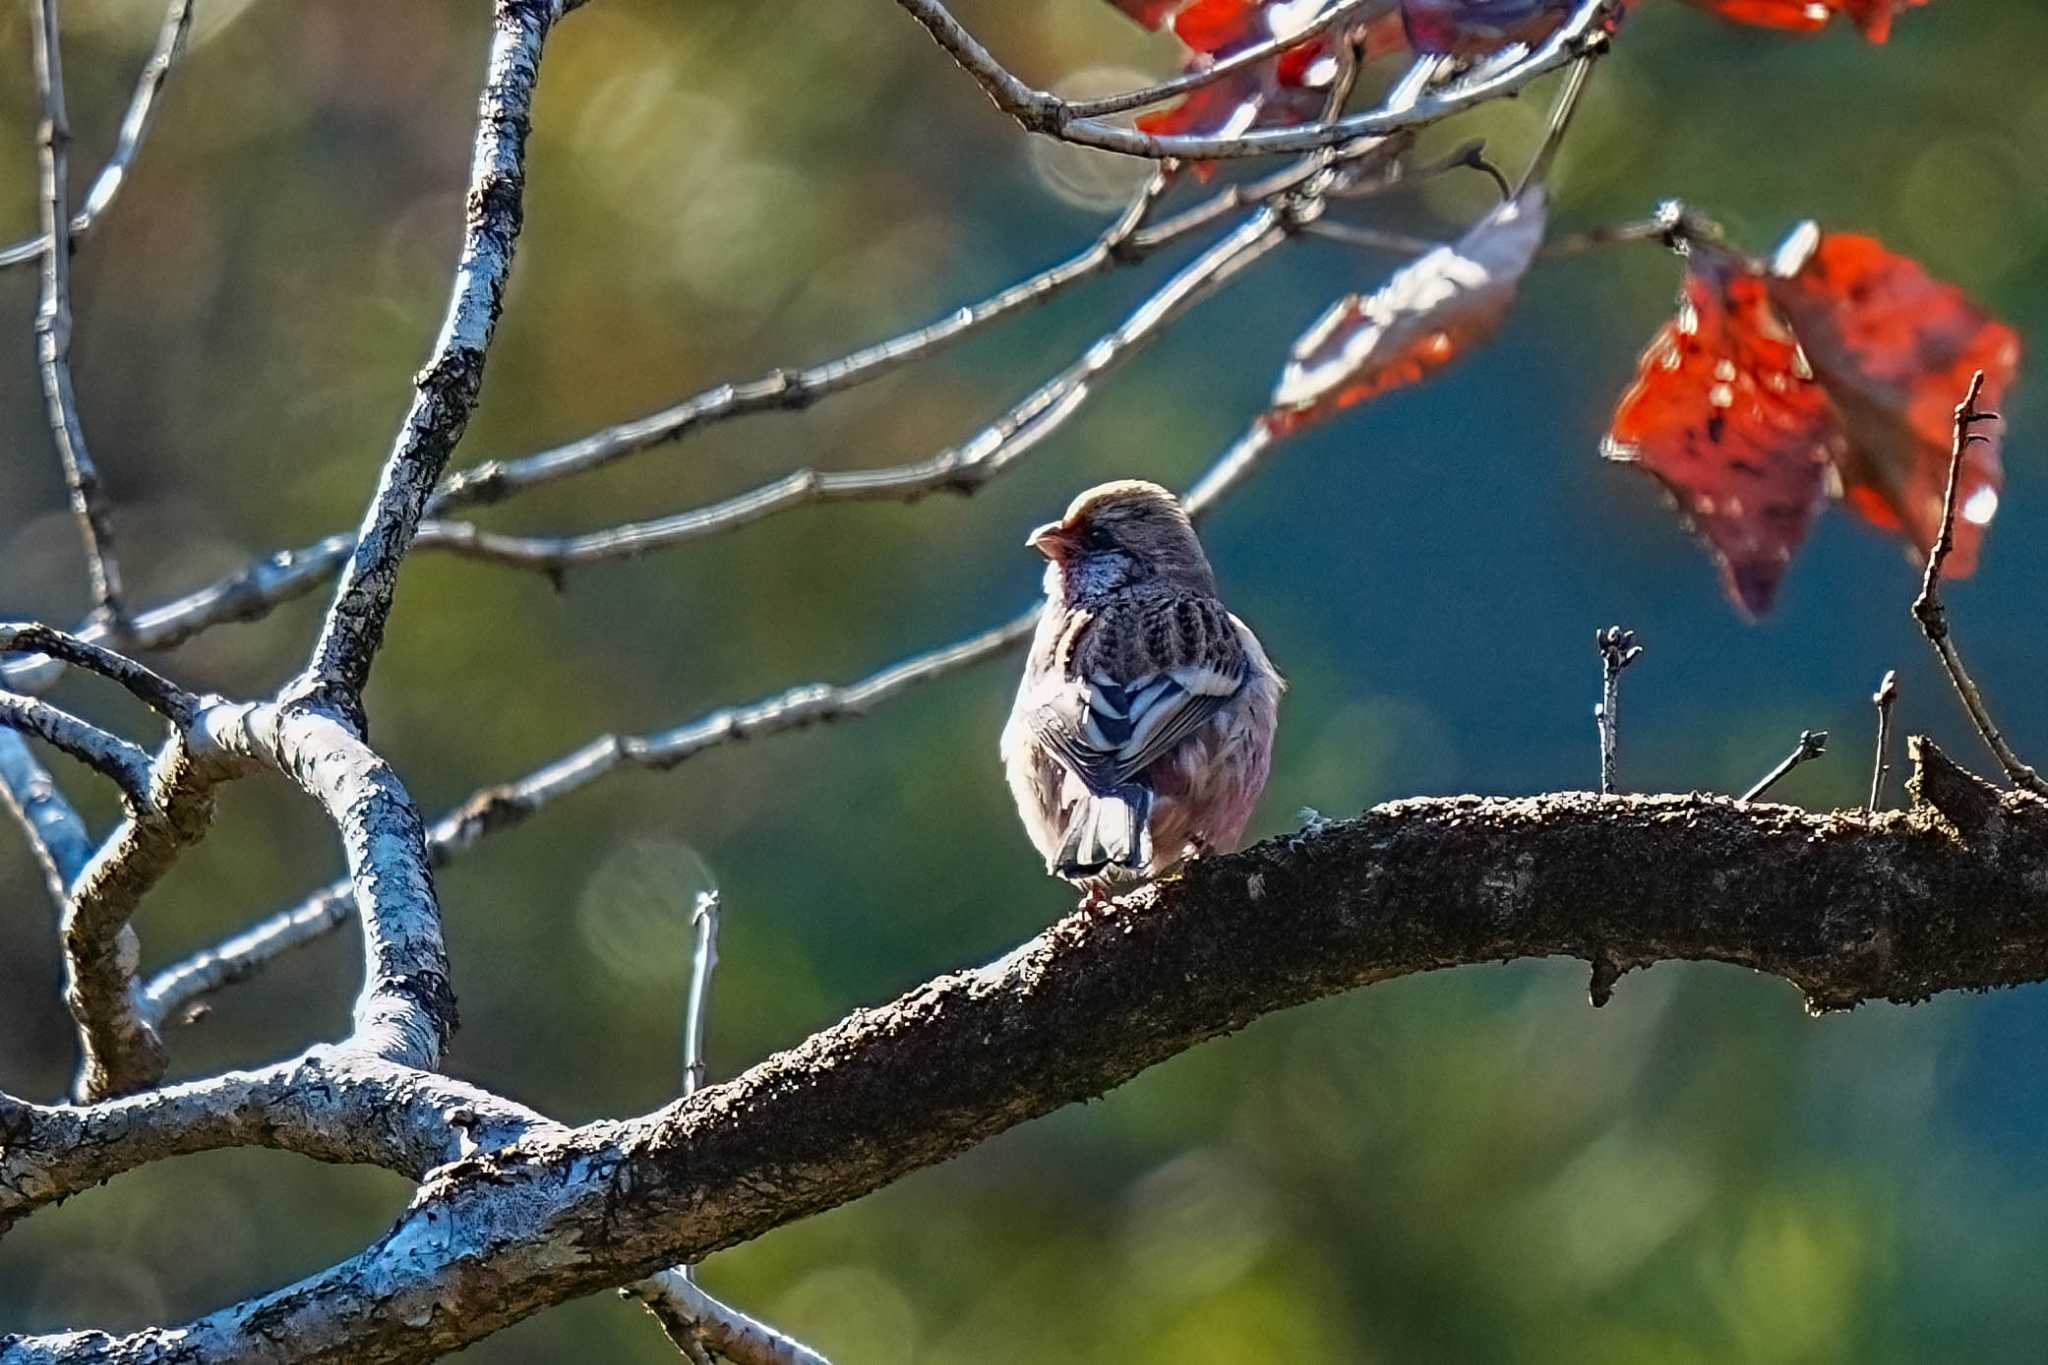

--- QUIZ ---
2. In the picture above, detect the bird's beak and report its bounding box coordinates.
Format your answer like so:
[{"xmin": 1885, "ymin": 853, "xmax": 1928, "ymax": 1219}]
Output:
[{"xmin": 1027, "ymin": 521, "xmax": 1075, "ymax": 560}]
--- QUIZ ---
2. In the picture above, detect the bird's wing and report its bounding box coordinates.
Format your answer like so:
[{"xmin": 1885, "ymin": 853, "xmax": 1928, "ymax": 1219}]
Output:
[{"xmin": 1026, "ymin": 595, "xmax": 1248, "ymax": 794}]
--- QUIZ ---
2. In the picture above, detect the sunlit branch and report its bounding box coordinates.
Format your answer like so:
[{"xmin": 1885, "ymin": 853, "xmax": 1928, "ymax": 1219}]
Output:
[
  {"xmin": 29, "ymin": 0, "xmax": 129, "ymax": 630},
  {"xmin": 1061, "ymin": 0, "xmax": 1396, "ymax": 120},
  {"xmin": 0, "ymin": 689, "xmax": 151, "ymax": 807},
  {"xmin": 431, "ymin": 169, "xmax": 1180, "ymax": 512},
  {"xmin": 627, "ymin": 1273, "xmax": 834, "ymax": 1365},
  {"xmin": 292, "ymin": 0, "xmax": 566, "ymax": 715},
  {"xmin": 0, "ymin": 621, "xmax": 199, "ymax": 725},
  {"xmin": 0, "ymin": 0, "xmax": 195, "ymax": 272},
  {"xmin": 23, "ymin": 740, "xmax": 2048, "ymax": 1364},
  {"xmin": 1, "ymin": 177, "xmax": 1185, "ymax": 694},
  {"xmin": 0, "ymin": 731, "xmax": 94, "ymax": 908},
  {"xmin": 896, "ymin": 0, "xmax": 1623, "ymax": 161},
  {"xmin": 413, "ymin": 208, "xmax": 1289, "ymax": 572}
]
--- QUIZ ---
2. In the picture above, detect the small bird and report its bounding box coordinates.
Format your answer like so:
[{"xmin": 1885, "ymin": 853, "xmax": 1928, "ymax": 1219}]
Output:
[{"xmin": 1001, "ymin": 480, "xmax": 1282, "ymax": 896}]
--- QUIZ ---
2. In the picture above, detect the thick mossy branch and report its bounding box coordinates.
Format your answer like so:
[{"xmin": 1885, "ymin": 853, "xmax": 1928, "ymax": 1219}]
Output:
[{"xmin": 13, "ymin": 742, "xmax": 2045, "ymax": 1365}]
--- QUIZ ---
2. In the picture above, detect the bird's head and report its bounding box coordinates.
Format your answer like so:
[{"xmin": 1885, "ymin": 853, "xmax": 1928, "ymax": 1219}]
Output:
[{"xmin": 1027, "ymin": 480, "xmax": 1215, "ymax": 601}]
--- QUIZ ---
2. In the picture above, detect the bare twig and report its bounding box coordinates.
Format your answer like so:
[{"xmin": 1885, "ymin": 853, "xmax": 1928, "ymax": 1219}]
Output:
[
  {"xmin": 0, "ymin": 0, "xmax": 195, "ymax": 272},
  {"xmin": 0, "ymin": 731, "xmax": 94, "ymax": 908},
  {"xmin": 1869, "ymin": 671, "xmax": 1899, "ymax": 813},
  {"xmin": 1515, "ymin": 52, "xmax": 1593, "ymax": 194},
  {"xmin": 628, "ymin": 1273, "xmax": 835, "ymax": 1365},
  {"xmin": 1062, "ymin": 0, "xmax": 1396, "ymax": 121},
  {"xmin": 1296, "ymin": 220, "xmax": 1439, "ymax": 254},
  {"xmin": 895, "ymin": 0, "xmax": 1622, "ymax": 161},
  {"xmin": 682, "ymin": 890, "xmax": 720, "ymax": 1103},
  {"xmin": 292, "ymin": 0, "xmax": 565, "ymax": 715},
  {"xmin": 3, "ymin": 176, "xmax": 1186, "ymax": 695},
  {"xmin": 29, "ymin": 0, "xmax": 129, "ymax": 630},
  {"xmin": 1911, "ymin": 372, "xmax": 2048, "ymax": 798},
  {"xmin": 0, "ymin": 689, "xmax": 152, "ymax": 807},
  {"xmin": 1538, "ymin": 199, "xmax": 1721, "ymax": 258},
  {"xmin": 1742, "ymin": 730, "xmax": 1828, "ymax": 803},
  {"xmin": 431, "ymin": 170, "xmax": 1176, "ymax": 512},
  {"xmin": 0, "ymin": 622, "xmax": 199, "ymax": 725},
  {"xmin": 1595, "ymin": 627, "xmax": 1642, "ymax": 796},
  {"xmin": 414, "ymin": 209, "xmax": 1289, "ymax": 571},
  {"xmin": 625, "ymin": 889, "xmax": 830, "ymax": 1364}
]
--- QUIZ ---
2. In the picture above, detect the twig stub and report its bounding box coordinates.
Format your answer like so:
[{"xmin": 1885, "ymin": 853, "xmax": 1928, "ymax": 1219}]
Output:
[
  {"xmin": 1595, "ymin": 627, "xmax": 1643, "ymax": 797},
  {"xmin": 1909, "ymin": 372, "xmax": 2047, "ymax": 798},
  {"xmin": 1742, "ymin": 730, "xmax": 1828, "ymax": 804}
]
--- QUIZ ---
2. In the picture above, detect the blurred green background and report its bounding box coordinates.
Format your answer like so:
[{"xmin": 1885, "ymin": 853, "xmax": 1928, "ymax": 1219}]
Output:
[{"xmin": 3, "ymin": 1, "xmax": 2047, "ymax": 1359}]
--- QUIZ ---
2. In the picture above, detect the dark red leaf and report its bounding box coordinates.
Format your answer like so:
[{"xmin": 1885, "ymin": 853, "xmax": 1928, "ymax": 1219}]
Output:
[
  {"xmin": 1605, "ymin": 246, "xmax": 1843, "ymax": 618},
  {"xmin": 1266, "ymin": 189, "xmax": 1547, "ymax": 436},
  {"xmin": 1766, "ymin": 223, "xmax": 2020, "ymax": 577},
  {"xmin": 1105, "ymin": 0, "xmax": 1355, "ymax": 142},
  {"xmin": 1399, "ymin": 0, "xmax": 1573, "ymax": 54}
]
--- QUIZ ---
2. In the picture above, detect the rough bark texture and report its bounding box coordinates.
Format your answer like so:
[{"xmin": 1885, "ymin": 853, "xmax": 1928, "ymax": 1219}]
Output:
[{"xmin": 8, "ymin": 756, "xmax": 2047, "ymax": 1365}]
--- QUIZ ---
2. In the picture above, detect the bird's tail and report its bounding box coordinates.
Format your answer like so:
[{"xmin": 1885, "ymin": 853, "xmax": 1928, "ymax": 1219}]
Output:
[{"xmin": 1055, "ymin": 785, "xmax": 1153, "ymax": 878}]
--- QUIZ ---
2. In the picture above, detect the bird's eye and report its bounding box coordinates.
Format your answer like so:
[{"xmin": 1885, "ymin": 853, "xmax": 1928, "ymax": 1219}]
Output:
[{"xmin": 1084, "ymin": 526, "xmax": 1115, "ymax": 551}]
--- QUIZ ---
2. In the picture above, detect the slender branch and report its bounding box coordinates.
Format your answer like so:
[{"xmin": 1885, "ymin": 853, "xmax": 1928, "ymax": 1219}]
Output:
[
  {"xmin": 1, "ymin": 160, "xmax": 1306, "ymax": 689},
  {"xmin": 414, "ymin": 209, "xmax": 1289, "ymax": 571},
  {"xmin": 0, "ymin": 1050, "xmax": 556, "ymax": 1232},
  {"xmin": 627, "ymin": 1274, "xmax": 834, "ymax": 1365},
  {"xmin": 1514, "ymin": 52, "xmax": 1593, "ymax": 195},
  {"xmin": 897, "ymin": 0, "xmax": 1623, "ymax": 161},
  {"xmin": 1539, "ymin": 198, "xmax": 1721, "ymax": 258},
  {"xmin": 0, "ymin": 730, "xmax": 94, "ymax": 908},
  {"xmin": 0, "ymin": 175, "xmax": 1186, "ymax": 698},
  {"xmin": 17, "ymin": 744, "xmax": 2048, "ymax": 1364},
  {"xmin": 292, "ymin": 0, "xmax": 564, "ymax": 715},
  {"xmin": 1870, "ymin": 670, "xmax": 1899, "ymax": 813},
  {"xmin": 1742, "ymin": 729, "xmax": 1828, "ymax": 803},
  {"xmin": 1062, "ymin": 0, "xmax": 1396, "ymax": 120},
  {"xmin": 188, "ymin": 702, "xmax": 457, "ymax": 1069},
  {"xmin": 0, "ymin": 0, "xmax": 195, "ymax": 272},
  {"xmin": 29, "ymin": 0, "xmax": 128, "ymax": 630},
  {"xmin": 626, "ymin": 891, "xmax": 833, "ymax": 1364},
  {"xmin": 1910, "ymin": 372, "xmax": 2048, "ymax": 797},
  {"xmin": 682, "ymin": 890, "xmax": 720, "ymax": 1103},
  {"xmin": 0, "ymin": 622, "xmax": 198, "ymax": 725},
  {"xmin": 890, "ymin": 0, "xmax": 1400, "ymax": 127},
  {"xmin": 0, "ymin": 537, "xmax": 357, "ymax": 696},
  {"xmin": 432, "ymin": 169, "xmax": 1177, "ymax": 512},
  {"xmin": 1296, "ymin": 220, "xmax": 1438, "ymax": 254},
  {"xmin": 0, "ymin": 690, "xmax": 152, "ymax": 805}
]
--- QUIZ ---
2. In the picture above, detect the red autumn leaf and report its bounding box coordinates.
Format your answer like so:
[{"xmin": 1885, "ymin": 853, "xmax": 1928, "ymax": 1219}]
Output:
[
  {"xmin": 1679, "ymin": 0, "xmax": 1928, "ymax": 42},
  {"xmin": 1266, "ymin": 188, "xmax": 1547, "ymax": 436},
  {"xmin": 1100, "ymin": 1, "xmax": 1355, "ymax": 141},
  {"xmin": 1141, "ymin": 18, "xmax": 1347, "ymax": 140},
  {"xmin": 1605, "ymin": 246, "xmax": 1843, "ymax": 618},
  {"xmin": 1766, "ymin": 223, "xmax": 2020, "ymax": 577}
]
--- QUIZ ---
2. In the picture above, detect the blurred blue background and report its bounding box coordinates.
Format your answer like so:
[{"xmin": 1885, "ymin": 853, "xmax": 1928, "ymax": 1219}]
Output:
[{"xmin": 2, "ymin": 1, "xmax": 2046, "ymax": 1358}]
